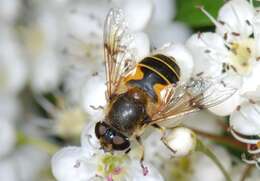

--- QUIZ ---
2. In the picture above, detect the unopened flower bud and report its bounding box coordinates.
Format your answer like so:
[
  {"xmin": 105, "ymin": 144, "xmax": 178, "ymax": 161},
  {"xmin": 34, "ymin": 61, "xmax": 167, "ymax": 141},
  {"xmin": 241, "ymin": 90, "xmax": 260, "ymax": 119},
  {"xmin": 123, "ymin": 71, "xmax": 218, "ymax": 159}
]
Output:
[{"xmin": 162, "ymin": 127, "xmax": 196, "ymax": 157}]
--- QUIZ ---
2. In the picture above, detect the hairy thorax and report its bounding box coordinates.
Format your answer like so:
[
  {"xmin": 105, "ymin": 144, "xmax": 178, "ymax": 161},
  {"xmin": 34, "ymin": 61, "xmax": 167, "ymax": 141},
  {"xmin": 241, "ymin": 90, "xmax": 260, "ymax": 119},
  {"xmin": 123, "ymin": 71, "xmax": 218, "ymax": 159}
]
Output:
[{"xmin": 106, "ymin": 88, "xmax": 150, "ymax": 136}]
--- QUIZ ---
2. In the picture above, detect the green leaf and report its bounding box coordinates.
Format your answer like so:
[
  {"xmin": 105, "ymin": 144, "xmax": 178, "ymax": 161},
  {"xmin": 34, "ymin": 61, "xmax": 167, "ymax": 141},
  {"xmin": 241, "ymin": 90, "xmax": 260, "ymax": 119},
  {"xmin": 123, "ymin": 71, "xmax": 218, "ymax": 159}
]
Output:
[
  {"xmin": 253, "ymin": 0, "xmax": 260, "ymax": 7},
  {"xmin": 175, "ymin": 0, "xmax": 260, "ymax": 28},
  {"xmin": 195, "ymin": 139, "xmax": 232, "ymax": 181},
  {"xmin": 175, "ymin": 0, "xmax": 224, "ymax": 28}
]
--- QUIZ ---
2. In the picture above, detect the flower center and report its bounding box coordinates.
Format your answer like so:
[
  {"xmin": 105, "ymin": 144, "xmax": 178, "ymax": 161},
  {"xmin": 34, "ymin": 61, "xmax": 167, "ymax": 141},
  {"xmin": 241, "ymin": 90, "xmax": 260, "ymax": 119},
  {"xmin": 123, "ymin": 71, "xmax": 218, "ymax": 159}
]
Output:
[
  {"xmin": 19, "ymin": 25, "xmax": 46, "ymax": 59},
  {"xmin": 55, "ymin": 107, "xmax": 87, "ymax": 139},
  {"xmin": 229, "ymin": 38, "xmax": 255, "ymax": 75},
  {"xmin": 98, "ymin": 154, "xmax": 127, "ymax": 180}
]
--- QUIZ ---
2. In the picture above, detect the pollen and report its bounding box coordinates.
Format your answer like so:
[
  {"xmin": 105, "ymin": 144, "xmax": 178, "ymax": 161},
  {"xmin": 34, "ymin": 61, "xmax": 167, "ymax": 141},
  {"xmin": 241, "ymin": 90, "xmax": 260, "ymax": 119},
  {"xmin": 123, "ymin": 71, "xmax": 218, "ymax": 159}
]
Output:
[{"xmin": 229, "ymin": 38, "xmax": 255, "ymax": 75}]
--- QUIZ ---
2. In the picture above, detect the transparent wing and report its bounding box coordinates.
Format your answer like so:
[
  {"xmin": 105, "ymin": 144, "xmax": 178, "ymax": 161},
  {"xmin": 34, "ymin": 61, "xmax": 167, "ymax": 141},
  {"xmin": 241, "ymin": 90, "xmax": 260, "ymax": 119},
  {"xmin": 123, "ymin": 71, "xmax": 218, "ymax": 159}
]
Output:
[
  {"xmin": 104, "ymin": 8, "xmax": 137, "ymax": 100},
  {"xmin": 150, "ymin": 75, "xmax": 237, "ymax": 123}
]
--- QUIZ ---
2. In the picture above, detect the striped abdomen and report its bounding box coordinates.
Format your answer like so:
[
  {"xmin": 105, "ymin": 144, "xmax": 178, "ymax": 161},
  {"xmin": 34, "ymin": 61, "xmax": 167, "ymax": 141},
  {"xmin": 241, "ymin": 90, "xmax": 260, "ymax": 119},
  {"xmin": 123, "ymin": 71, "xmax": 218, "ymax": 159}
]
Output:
[{"xmin": 126, "ymin": 54, "xmax": 180, "ymax": 102}]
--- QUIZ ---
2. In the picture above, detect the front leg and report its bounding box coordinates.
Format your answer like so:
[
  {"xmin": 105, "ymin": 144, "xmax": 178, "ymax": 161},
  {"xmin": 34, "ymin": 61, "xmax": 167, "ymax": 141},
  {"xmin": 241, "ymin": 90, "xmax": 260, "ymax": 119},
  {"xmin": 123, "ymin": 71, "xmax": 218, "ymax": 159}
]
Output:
[{"xmin": 135, "ymin": 136, "xmax": 148, "ymax": 176}]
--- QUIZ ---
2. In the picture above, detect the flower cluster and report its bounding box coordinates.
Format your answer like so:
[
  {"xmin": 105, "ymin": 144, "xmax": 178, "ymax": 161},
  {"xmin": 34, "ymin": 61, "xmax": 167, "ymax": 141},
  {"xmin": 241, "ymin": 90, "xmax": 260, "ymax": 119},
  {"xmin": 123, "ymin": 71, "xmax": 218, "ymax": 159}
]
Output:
[
  {"xmin": 2, "ymin": 0, "xmax": 260, "ymax": 180},
  {"xmin": 50, "ymin": 0, "xmax": 260, "ymax": 179},
  {"xmin": 186, "ymin": 0, "xmax": 260, "ymax": 168}
]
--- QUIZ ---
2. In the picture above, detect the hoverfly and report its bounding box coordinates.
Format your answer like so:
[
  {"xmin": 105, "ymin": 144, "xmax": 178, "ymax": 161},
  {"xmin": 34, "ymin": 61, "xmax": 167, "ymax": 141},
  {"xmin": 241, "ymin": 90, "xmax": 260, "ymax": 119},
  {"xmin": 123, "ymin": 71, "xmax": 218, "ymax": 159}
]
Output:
[{"xmin": 95, "ymin": 8, "xmax": 236, "ymax": 169}]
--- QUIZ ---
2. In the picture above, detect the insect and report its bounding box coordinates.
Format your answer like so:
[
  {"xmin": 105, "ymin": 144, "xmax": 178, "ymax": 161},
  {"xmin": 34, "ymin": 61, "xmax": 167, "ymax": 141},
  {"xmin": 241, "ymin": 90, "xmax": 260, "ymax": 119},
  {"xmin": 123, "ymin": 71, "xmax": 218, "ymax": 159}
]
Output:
[{"xmin": 95, "ymin": 8, "xmax": 236, "ymax": 169}]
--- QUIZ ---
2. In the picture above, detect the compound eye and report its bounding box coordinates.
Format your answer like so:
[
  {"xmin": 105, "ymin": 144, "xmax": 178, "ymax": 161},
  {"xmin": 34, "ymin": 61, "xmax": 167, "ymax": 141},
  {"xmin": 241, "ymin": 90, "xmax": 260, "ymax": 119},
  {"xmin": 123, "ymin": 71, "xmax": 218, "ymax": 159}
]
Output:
[
  {"xmin": 112, "ymin": 135, "xmax": 125, "ymax": 145},
  {"xmin": 112, "ymin": 135, "xmax": 130, "ymax": 150},
  {"xmin": 95, "ymin": 122, "xmax": 107, "ymax": 138}
]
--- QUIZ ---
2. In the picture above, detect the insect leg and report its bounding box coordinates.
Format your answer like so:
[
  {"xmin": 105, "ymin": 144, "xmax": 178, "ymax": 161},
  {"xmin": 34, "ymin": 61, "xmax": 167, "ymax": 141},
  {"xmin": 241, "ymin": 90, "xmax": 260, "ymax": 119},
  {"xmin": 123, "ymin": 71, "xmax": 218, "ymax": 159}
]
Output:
[
  {"xmin": 124, "ymin": 148, "xmax": 131, "ymax": 154},
  {"xmin": 151, "ymin": 123, "xmax": 166, "ymax": 136},
  {"xmin": 152, "ymin": 124, "xmax": 178, "ymax": 154},
  {"xmin": 136, "ymin": 136, "xmax": 148, "ymax": 176}
]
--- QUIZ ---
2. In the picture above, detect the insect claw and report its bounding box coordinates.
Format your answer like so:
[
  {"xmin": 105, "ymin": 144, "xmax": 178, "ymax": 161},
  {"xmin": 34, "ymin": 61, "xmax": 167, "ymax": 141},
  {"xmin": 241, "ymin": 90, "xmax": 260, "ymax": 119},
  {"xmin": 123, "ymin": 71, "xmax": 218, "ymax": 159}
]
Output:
[
  {"xmin": 140, "ymin": 160, "xmax": 149, "ymax": 176},
  {"xmin": 124, "ymin": 148, "xmax": 131, "ymax": 154}
]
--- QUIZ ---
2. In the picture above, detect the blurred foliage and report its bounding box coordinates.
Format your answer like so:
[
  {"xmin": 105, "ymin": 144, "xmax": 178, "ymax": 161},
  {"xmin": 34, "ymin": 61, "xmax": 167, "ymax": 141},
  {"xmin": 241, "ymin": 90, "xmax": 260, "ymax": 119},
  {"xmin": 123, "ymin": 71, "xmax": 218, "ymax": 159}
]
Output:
[
  {"xmin": 175, "ymin": 0, "xmax": 224, "ymax": 28},
  {"xmin": 175, "ymin": 0, "xmax": 260, "ymax": 28}
]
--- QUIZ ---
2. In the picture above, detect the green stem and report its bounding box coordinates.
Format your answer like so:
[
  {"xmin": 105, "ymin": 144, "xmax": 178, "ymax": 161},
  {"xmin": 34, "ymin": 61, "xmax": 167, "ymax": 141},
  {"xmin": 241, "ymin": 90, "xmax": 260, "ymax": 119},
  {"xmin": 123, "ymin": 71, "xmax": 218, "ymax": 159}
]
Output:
[
  {"xmin": 16, "ymin": 131, "xmax": 60, "ymax": 155},
  {"xmin": 240, "ymin": 164, "xmax": 253, "ymax": 181},
  {"xmin": 196, "ymin": 139, "xmax": 232, "ymax": 181},
  {"xmin": 190, "ymin": 127, "xmax": 246, "ymax": 151}
]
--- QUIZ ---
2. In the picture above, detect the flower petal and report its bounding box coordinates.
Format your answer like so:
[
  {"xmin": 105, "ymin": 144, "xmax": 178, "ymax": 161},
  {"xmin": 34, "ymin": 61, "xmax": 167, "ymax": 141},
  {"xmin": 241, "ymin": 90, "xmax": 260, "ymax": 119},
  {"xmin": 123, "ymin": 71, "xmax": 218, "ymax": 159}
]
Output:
[
  {"xmin": 209, "ymin": 91, "xmax": 242, "ymax": 116},
  {"xmin": 183, "ymin": 111, "xmax": 223, "ymax": 135},
  {"xmin": 0, "ymin": 120, "xmax": 16, "ymax": 158},
  {"xmin": 31, "ymin": 52, "xmax": 62, "ymax": 93},
  {"xmin": 0, "ymin": 0, "xmax": 20, "ymax": 23},
  {"xmin": 230, "ymin": 101, "xmax": 260, "ymax": 135},
  {"xmin": 121, "ymin": 0, "xmax": 153, "ymax": 31},
  {"xmin": 216, "ymin": 0, "xmax": 254, "ymax": 40},
  {"xmin": 81, "ymin": 121, "xmax": 101, "ymax": 156},
  {"xmin": 186, "ymin": 32, "xmax": 228, "ymax": 77},
  {"xmin": 0, "ymin": 28, "xmax": 27, "ymax": 95},
  {"xmin": 52, "ymin": 147, "xmax": 97, "ymax": 181},
  {"xmin": 63, "ymin": 2, "xmax": 105, "ymax": 41},
  {"xmin": 0, "ymin": 158, "xmax": 17, "ymax": 181},
  {"xmin": 147, "ymin": 22, "xmax": 192, "ymax": 48},
  {"xmin": 240, "ymin": 62, "xmax": 260, "ymax": 94},
  {"xmin": 0, "ymin": 95, "xmax": 20, "ymax": 122},
  {"xmin": 81, "ymin": 72, "xmax": 106, "ymax": 121},
  {"xmin": 149, "ymin": 0, "xmax": 176, "ymax": 26}
]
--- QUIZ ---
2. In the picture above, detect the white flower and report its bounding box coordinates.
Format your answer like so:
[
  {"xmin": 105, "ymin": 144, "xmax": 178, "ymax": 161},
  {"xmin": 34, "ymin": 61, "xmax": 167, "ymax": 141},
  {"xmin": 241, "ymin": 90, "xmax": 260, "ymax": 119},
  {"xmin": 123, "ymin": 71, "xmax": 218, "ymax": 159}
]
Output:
[
  {"xmin": 229, "ymin": 100, "xmax": 260, "ymax": 168},
  {"xmin": 186, "ymin": 0, "xmax": 260, "ymax": 116},
  {"xmin": 186, "ymin": 0, "xmax": 260, "ymax": 168},
  {"xmin": 0, "ymin": 27, "xmax": 27, "ymax": 95},
  {"xmin": 20, "ymin": 3, "xmax": 63, "ymax": 93},
  {"xmin": 60, "ymin": 1, "xmax": 113, "ymax": 106},
  {"xmin": 34, "ymin": 93, "xmax": 88, "ymax": 140},
  {"xmin": 61, "ymin": 0, "xmax": 106, "ymax": 72},
  {"xmin": 230, "ymin": 101, "xmax": 260, "ymax": 135}
]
